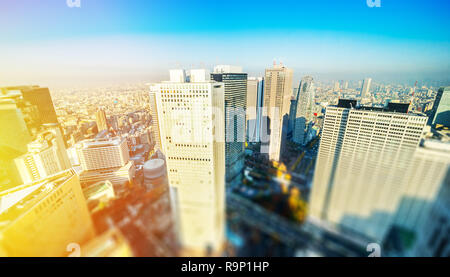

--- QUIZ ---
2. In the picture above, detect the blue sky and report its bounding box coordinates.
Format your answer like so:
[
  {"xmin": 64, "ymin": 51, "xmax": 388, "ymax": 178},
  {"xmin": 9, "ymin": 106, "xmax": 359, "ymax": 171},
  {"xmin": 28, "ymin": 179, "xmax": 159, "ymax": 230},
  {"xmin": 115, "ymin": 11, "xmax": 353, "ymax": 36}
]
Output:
[{"xmin": 0, "ymin": 0, "xmax": 449, "ymax": 87}]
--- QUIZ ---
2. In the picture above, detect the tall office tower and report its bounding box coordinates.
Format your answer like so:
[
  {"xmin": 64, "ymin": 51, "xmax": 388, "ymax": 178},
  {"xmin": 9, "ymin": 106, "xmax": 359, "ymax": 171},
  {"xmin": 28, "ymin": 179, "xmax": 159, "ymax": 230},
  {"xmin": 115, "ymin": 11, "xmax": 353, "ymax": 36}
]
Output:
[
  {"xmin": 15, "ymin": 128, "xmax": 72, "ymax": 184},
  {"xmin": 211, "ymin": 65, "xmax": 247, "ymax": 187},
  {"xmin": 95, "ymin": 107, "xmax": 108, "ymax": 132},
  {"xmin": 0, "ymin": 98, "xmax": 32, "ymax": 188},
  {"xmin": 154, "ymin": 69, "xmax": 226, "ymax": 255},
  {"xmin": 246, "ymin": 77, "xmax": 263, "ymax": 142},
  {"xmin": 360, "ymin": 78, "xmax": 372, "ymax": 98},
  {"xmin": 76, "ymin": 138, "xmax": 129, "ymax": 171},
  {"xmin": 292, "ymin": 76, "xmax": 315, "ymax": 145},
  {"xmin": 149, "ymin": 85, "xmax": 163, "ymax": 152},
  {"xmin": 428, "ymin": 86, "xmax": 450, "ymax": 127},
  {"xmin": 288, "ymin": 97, "xmax": 297, "ymax": 137},
  {"xmin": 3, "ymin": 86, "xmax": 58, "ymax": 126},
  {"xmin": 309, "ymin": 100, "xmax": 428, "ymax": 244},
  {"xmin": 262, "ymin": 64, "xmax": 293, "ymax": 161},
  {"xmin": 0, "ymin": 170, "xmax": 95, "ymax": 257}
]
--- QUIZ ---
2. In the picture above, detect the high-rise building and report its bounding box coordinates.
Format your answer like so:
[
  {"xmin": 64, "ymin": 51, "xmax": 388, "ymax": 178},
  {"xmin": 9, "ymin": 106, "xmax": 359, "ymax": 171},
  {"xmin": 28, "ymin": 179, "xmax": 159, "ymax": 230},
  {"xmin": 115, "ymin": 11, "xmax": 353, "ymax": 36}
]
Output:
[
  {"xmin": 95, "ymin": 107, "xmax": 108, "ymax": 132},
  {"xmin": 262, "ymin": 64, "xmax": 293, "ymax": 161},
  {"xmin": 149, "ymin": 84, "xmax": 163, "ymax": 152},
  {"xmin": 3, "ymin": 86, "xmax": 58, "ymax": 126},
  {"xmin": 211, "ymin": 65, "xmax": 247, "ymax": 187},
  {"xmin": 246, "ymin": 77, "xmax": 264, "ymax": 142},
  {"xmin": 0, "ymin": 98, "xmax": 31, "ymax": 188},
  {"xmin": 0, "ymin": 170, "xmax": 95, "ymax": 257},
  {"xmin": 154, "ymin": 69, "xmax": 226, "ymax": 254},
  {"xmin": 360, "ymin": 78, "xmax": 372, "ymax": 98},
  {"xmin": 292, "ymin": 76, "xmax": 315, "ymax": 145},
  {"xmin": 309, "ymin": 100, "xmax": 428, "ymax": 243},
  {"xmin": 76, "ymin": 138, "xmax": 129, "ymax": 171},
  {"xmin": 429, "ymin": 86, "xmax": 450, "ymax": 127},
  {"xmin": 15, "ymin": 128, "xmax": 72, "ymax": 184}
]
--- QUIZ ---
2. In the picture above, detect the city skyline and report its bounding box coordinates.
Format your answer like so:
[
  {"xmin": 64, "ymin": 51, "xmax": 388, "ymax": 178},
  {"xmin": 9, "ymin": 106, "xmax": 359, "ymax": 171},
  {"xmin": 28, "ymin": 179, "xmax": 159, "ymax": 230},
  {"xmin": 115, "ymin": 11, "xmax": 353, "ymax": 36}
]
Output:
[
  {"xmin": 1, "ymin": 0, "xmax": 449, "ymax": 87},
  {"xmin": 0, "ymin": 0, "xmax": 449, "ymax": 259}
]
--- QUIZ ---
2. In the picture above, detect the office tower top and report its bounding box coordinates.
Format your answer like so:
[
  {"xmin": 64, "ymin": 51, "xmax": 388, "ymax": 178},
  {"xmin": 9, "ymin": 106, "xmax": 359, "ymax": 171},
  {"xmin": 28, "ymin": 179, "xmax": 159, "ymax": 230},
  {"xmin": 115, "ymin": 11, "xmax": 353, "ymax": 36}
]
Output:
[
  {"xmin": 76, "ymin": 138, "xmax": 129, "ymax": 171},
  {"xmin": 213, "ymin": 65, "xmax": 243, "ymax": 74},
  {"xmin": 154, "ymin": 71, "xmax": 226, "ymax": 254},
  {"xmin": 429, "ymin": 86, "xmax": 450, "ymax": 127},
  {"xmin": 262, "ymin": 64, "xmax": 293, "ymax": 161},
  {"xmin": 169, "ymin": 69, "xmax": 187, "ymax": 83},
  {"xmin": 310, "ymin": 100, "xmax": 428, "ymax": 243},
  {"xmin": 211, "ymin": 66, "xmax": 247, "ymax": 187},
  {"xmin": 95, "ymin": 107, "xmax": 108, "ymax": 132},
  {"xmin": 190, "ymin": 69, "xmax": 211, "ymax": 83},
  {"xmin": 3, "ymin": 86, "xmax": 58, "ymax": 124}
]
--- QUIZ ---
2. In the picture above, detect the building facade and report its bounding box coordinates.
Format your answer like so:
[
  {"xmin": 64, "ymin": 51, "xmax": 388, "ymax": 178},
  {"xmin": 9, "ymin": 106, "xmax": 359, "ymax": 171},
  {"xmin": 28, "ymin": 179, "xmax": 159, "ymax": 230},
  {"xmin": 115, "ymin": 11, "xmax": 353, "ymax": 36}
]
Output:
[
  {"xmin": 246, "ymin": 77, "xmax": 264, "ymax": 143},
  {"xmin": 0, "ymin": 171, "xmax": 95, "ymax": 257},
  {"xmin": 309, "ymin": 100, "xmax": 429, "ymax": 243},
  {"xmin": 292, "ymin": 76, "xmax": 315, "ymax": 145},
  {"xmin": 261, "ymin": 64, "xmax": 293, "ymax": 161},
  {"xmin": 211, "ymin": 65, "xmax": 247, "ymax": 187},
  {"xmin": 154, "ymin": 69, "xmax": 226, "ymax": 254},
  {"xmin": 429, "ymin": 86, "xmax": 450, "ymax": 127}
]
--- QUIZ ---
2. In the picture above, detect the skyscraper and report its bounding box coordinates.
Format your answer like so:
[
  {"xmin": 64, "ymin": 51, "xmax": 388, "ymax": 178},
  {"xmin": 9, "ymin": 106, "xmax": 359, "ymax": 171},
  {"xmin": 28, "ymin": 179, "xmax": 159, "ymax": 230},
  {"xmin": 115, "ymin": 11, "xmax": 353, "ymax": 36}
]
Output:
[
  {"xmin": 246, "ymin": 77, "xmax": 264, "ymax": 143},
  {"xmin": 360, "ymin": 78, "xmax": 372, "ymax": 98},
  {"xmin": 309, "ymin": 100, "xmax": 428, "ymax": 243},
  {"xmin": 262, "ymin": 64, "xmax": 293, "ymax": 161},
  {"xmin": 154, "ymin": 69, "xmax": 225, "ymax": 254},
  {"xmin": 0, "ymin": 97, "xmax": 32, "ymax": 189},
  {"xmin": 149, "ymin": 84, "xmax": 163, "ymax": 152},
  {"xmin": 211, "ymin": 65, "xmax": 247, "ymax": 187},
  {"xmin": 429, "ymin": 86, "xmax": 450, "ymax": 127},
  {"xmin": 292, "ymin": 76, "xmax": 315, "ymax": 145},
  {"xmin": 95, "ymin": 107, "xmax": 108, "ymax": 132}
]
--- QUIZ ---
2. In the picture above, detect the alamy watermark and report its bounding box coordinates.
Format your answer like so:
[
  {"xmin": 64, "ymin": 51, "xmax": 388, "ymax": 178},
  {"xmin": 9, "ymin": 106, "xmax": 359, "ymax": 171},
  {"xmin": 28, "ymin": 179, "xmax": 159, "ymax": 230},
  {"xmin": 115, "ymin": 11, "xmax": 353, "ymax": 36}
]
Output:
[
  {"xmin": 67, "ymin": 0, "xmax": 81, "ymax": 8},
  {"xmin": 367, "ymin": 243, "xmax": 381, "ymax": 257},
  {"xmin": 367, "ymin": 0, "xmax": 381, "ymax": 8}
]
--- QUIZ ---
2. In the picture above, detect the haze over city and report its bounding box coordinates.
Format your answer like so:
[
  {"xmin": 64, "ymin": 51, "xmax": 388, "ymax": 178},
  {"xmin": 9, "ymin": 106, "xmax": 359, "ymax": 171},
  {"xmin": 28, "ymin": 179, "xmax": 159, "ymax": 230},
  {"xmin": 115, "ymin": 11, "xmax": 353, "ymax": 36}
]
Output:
[{"xmin": 1, "ymin": 0, "xmax": 449, "ymax": 87}]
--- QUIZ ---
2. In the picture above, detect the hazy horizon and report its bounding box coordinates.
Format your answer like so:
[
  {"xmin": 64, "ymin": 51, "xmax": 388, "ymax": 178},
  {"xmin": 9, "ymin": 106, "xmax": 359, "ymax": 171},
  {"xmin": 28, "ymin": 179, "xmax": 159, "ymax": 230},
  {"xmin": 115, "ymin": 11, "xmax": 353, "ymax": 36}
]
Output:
[{"xmin": 1, "ymin": 0, "xmax": 449, "ymax": 88}]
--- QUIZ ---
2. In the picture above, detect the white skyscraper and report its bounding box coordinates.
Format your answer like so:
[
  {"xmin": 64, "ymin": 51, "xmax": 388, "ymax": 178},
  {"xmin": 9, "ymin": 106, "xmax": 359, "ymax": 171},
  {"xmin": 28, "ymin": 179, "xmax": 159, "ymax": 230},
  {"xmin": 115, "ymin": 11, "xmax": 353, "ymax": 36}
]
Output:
[
  {"xmin": 309, "ymin": 100, "xmax": 429, "ymax": 243},
  {"xmin": 153, "ymin": 70, "xmax": 225, "ymax": 254},
  {"xmin": 292, "ymin": 76, "xmax": 315, "ymax": 145}
]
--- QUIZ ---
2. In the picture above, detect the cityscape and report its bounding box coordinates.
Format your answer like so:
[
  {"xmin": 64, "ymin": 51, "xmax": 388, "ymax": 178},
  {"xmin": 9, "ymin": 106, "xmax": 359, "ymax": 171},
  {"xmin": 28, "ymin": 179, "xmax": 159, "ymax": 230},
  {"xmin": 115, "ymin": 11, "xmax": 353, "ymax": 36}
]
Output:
[{"xmin": 0, "ymin": 0, "xmax": 449, "ymax": 258}]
